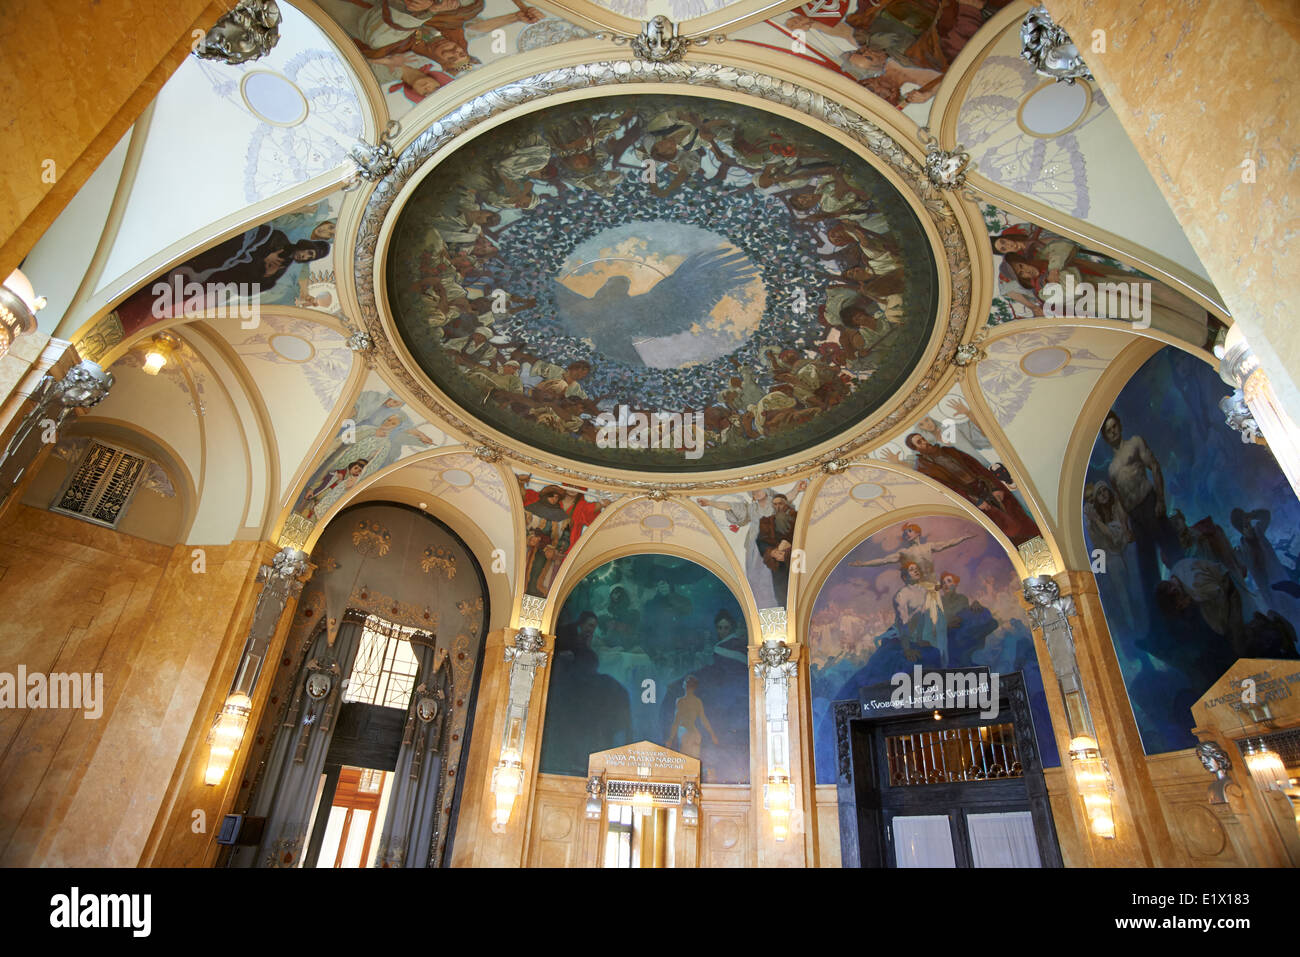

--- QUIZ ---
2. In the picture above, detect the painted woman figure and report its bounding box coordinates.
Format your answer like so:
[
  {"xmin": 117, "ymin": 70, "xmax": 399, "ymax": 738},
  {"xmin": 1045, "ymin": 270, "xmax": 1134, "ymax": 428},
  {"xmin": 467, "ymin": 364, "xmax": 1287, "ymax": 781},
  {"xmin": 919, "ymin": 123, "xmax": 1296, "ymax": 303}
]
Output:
[
  {"xmin": 1084, "ymin": 480, "xmax": 1141, "ymax": 629},
  {"xmin": 893, "ymin": 561, "xmax": 948, "ymax": 664}
]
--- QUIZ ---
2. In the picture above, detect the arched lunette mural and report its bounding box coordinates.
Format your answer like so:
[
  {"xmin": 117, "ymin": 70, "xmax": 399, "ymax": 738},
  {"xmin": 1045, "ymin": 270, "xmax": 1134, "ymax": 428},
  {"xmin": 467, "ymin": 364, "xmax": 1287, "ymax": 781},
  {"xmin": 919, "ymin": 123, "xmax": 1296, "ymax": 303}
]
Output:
[
  {"xmin": 1083, "ymin": 346, "xmax": 1300, "ymax": 754},
  {"xmin": 539, "ymin": 554, "xmax": 750, "ymax": 784},
  {"xmin": 808, "ymin": 514, "xmax": 1058, "ymax": 784}
]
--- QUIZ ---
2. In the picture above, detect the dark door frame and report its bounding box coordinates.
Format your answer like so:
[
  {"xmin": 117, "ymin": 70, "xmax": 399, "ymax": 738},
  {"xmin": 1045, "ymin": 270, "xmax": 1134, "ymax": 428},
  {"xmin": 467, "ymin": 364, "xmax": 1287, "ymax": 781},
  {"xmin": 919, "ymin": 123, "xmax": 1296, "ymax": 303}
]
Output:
[{"xmin": 832, "ymin": 670, "xmax": 1062, "ymax": 868}]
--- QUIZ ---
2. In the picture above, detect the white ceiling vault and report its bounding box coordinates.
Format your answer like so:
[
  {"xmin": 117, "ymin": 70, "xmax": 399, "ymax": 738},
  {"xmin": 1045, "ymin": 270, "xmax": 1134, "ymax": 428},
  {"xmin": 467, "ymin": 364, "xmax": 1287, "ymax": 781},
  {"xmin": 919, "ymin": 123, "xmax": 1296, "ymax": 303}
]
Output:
[{"xmin": 25, "ymin": 0, "xmax": 1237, "ymax": 630}]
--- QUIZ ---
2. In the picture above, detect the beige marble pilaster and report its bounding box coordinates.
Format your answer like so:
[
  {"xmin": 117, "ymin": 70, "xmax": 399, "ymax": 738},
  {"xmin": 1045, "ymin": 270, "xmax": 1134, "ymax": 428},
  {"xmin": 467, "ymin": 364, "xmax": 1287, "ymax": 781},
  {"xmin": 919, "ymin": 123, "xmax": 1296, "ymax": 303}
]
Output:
[{"xmin": 1046, "ymin": 0, "xmax": 1300, "ymax": 417}]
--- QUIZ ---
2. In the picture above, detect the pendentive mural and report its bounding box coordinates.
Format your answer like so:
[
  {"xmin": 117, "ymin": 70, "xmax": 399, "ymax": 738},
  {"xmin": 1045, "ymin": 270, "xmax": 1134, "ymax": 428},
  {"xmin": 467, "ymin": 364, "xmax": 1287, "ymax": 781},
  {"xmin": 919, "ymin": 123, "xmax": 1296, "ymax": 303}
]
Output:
[
  {"xmin": 386, "ymin": 92, "xmax": 940, "ymax": 471},
  {"xmin": 982, "ymin": 204, "xmax": 1223, "ymax": 350},
  {"xmin": 539, "ymin": 554, "xmax": 750, "ymax": 783},
  {"xmin": 1084, "ymin": 347, "xmax": 1300, "ymax": 754},
  {"xmin": 808, "ymin": 515, "xmax": 1057, "ymax": 784}
]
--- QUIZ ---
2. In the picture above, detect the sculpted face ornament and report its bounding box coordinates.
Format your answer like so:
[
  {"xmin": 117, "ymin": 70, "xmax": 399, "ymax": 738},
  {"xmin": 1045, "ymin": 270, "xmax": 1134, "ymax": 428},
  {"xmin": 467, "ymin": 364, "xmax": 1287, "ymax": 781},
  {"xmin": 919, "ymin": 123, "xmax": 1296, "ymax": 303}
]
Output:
[
  {"xmin": 1020, "ymin": 5, "xmax": 1093, "ymax": 84},
  {"xmin": 193, "ymin": 0, "xmax": 282, "ymax": 65},
  {"xmin": 1196, "ymin": 741, "xmax": 1234, "ymax": 805},
  {"xmin": 305, "ymin": 671, "xmax": 333, "ymax": 701},
  {"xmin": 634, "ymin": 16, "xmax": 688, "ymax": 62},
  {"xmin": 416, "ymin": 692, "xmax": 441, "ymax": 723}
]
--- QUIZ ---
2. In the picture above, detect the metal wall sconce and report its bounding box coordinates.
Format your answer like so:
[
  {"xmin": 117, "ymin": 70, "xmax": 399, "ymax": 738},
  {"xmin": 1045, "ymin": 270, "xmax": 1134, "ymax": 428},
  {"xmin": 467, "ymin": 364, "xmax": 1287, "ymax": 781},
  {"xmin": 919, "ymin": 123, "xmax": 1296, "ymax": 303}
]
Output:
[
  {"xmin": 490, "ymin": 626, "xmax": 548, "ymax": 831},
  {"xmin": 1241, "ymin": 738, "xmax": 1289, "ymax": 793},
  {"xmin": 1023, "ymin": 576, "xmax": 1116, "ymax": 839},
  {"xmin": 1068, "ymin": 735, "xmax": 1116, "ymax": 839},
  {"xmin": 204, "ymin": 548, "xmax": 309, "ymax": 787}
]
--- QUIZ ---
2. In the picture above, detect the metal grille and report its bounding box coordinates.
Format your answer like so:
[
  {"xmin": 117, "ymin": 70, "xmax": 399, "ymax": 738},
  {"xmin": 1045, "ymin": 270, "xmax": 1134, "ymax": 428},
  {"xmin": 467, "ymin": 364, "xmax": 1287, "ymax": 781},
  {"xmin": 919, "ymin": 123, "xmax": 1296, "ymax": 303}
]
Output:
[
  {"xmin": 605, "ymin": 780, "xmax": 682, "ymax": 806},
  {"xmin": 344, "ymin": 615, "xmax": 422, "ymax": 709},
  {"xmin": 885, "ymin": 722, "xmax": 1022, "ymax": 786},
  {"xmin": 1258, "ymin": 727, "xmax": 1300, "ymax": 770},
  {"xmin": 53, "ymin": 441, "xmax": 147, "ymax": 528}
]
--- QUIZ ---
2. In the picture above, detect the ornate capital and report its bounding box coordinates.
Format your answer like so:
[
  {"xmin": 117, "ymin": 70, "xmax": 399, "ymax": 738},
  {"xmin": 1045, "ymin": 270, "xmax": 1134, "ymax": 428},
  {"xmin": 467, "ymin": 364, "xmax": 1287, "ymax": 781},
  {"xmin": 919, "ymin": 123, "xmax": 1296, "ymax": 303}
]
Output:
[
  {"xmin": 193, "ymin": 0, "xmax": 282, "ymax": 65},
  {"xmin": 59, "ymin": 360, "xmax": 114, "ymax": 409},
  {"xmin": 954, "ymin": 342, "xmax": 986, "ymax": 367},
  {"xmin": 1022, "ymin": 574, "xmax": 1075, "ymax": 626},
  {"xmin": 754, "ymin": 639, "xmax": 794, "ymax": 677},
  {"xmin": 349, "ymin": 121, "xmax": 401, "ymax": 185},
  {"xmin": 1020, "ymin": 4, "xmax": 1092, "ymax": 84},
  {"xmin": 507, "ymin": 626, "xmax": 547, "ymax": 660},
  {"xmin": 1219, "ymin": 389, "xmax": 1263, "ymax": 446}
]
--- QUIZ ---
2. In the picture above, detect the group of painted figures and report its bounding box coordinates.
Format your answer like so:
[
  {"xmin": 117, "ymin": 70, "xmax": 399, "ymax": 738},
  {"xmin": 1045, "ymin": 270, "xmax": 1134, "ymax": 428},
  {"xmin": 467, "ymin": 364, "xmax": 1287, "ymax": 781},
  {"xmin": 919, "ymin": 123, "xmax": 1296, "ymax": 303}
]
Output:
[
  {"xmin": 397, "ymin": 97, "xmax": 925, "ymax": 460},
  {"xmin": 1085, "ymin": 409, "xmax": 1300, "ymax": 684}
]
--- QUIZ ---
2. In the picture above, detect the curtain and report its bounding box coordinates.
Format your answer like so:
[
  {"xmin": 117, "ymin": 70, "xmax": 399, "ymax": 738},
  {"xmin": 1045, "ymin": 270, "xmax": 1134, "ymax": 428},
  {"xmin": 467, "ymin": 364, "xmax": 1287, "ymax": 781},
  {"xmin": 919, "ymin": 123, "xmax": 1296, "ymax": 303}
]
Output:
[
  {"xmin": 968, "ymin": 811, "xmax": 1042, "ymax": 867},
  {"xmin": 371, "ymin": 643, "xmax": 448, "ymax": 867},
  {"xmin": 230, "ymin": 619, "xmax": 364, "ymax": 868},
  {"xmin": 892, "ymin": 815, "xmax": 957, "ymax": 867}
]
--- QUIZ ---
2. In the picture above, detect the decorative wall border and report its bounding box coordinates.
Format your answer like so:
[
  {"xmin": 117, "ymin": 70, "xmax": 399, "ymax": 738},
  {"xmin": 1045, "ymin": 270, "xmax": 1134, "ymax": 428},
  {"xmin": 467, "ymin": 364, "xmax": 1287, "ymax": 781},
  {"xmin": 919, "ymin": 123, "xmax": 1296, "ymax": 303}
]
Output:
[{"xmin": 353, "ymin": 59, "xmax": 976, "ymax": 491}]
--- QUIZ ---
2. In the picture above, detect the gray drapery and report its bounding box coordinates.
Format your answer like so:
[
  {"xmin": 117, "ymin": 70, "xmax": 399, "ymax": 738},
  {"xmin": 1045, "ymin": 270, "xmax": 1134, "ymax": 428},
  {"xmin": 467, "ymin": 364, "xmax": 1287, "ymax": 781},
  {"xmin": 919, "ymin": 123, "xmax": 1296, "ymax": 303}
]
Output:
[
  {"xmin": 372, "ymin": 642, "xmax": 451, "ymax": 867},
  {"xmin": 231, "ymin": 619, "xmax": 364, "ymax": 868}
]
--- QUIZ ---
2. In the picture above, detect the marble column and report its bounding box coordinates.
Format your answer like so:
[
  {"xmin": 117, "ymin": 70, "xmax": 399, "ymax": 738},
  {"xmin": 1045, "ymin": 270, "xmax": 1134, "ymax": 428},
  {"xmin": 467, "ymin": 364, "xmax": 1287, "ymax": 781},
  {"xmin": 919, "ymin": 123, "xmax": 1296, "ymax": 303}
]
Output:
[
  {"xmin": 1023, "ymin": 570, "xmax": 1179, "ymax": 866},
  {"xmin": 751, "ymin": 639, "xmax": 811, "ymax": 867},
  {"xmin": 1043, "ymin": 0, "xmax": 1300, "ymax": 417},
  {"xmin": 139, "ymin": 543, "xmax": 312, "ymax": 867},
  {"xmin": 452, "ymin": 625, "xmax": 555, "ymax": 867}
]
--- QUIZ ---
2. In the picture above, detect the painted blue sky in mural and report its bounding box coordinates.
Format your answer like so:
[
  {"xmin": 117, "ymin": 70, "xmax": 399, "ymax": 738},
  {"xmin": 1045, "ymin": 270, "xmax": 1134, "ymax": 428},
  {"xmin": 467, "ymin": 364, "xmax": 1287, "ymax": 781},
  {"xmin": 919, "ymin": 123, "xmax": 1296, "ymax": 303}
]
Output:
[
  {"xmin": 808, "ymin": 516, "xmax": 1058, "ymax": 786},
  {"xmin": 538, "ymin": 554, "xmax": 750, "ymax": 784},
  {"xmin": 1084, "ymin": 346, "xmax": 1300, "ymax": 755}
]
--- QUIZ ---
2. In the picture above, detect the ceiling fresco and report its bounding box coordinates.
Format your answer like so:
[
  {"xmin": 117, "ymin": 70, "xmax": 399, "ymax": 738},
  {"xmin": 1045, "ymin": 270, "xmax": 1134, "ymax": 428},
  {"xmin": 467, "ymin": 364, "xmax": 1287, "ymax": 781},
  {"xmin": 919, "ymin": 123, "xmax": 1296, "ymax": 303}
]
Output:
[
  {"xmin": 734, "ymin": 0, "xmax": 1017, "ymax": 122},
  {"xmin": 386, "ymin": 93, "xmax": 941, "ymax": 472}
]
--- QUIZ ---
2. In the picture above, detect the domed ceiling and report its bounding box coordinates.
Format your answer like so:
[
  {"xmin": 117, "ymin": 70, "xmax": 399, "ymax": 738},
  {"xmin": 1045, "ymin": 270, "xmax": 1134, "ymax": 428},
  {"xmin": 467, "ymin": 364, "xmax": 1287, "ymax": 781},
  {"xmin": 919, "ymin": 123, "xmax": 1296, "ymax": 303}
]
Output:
[{"xmin": 383, "ymin": 92, "xmax": 942, "ymax": 473}]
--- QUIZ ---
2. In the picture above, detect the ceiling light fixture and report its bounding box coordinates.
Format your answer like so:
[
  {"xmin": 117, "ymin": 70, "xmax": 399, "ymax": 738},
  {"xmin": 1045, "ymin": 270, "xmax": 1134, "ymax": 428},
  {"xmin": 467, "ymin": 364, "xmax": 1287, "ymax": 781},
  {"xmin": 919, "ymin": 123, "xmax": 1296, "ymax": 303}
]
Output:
[
  {"xmin": 0, "ymin": 268, "xmax": 46, "ymax": 359},
  {"xmin": 143, "ymin": 331, "xmax": 180, "ymax": 375}
]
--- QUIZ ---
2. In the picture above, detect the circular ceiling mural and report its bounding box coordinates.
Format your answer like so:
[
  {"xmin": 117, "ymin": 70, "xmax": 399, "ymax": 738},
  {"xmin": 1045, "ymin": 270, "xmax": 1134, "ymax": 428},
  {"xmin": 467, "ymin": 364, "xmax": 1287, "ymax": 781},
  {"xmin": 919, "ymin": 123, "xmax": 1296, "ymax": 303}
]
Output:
[{"xmin": 386, "ymin": 93, "xmax": 940, "ymax": 472}]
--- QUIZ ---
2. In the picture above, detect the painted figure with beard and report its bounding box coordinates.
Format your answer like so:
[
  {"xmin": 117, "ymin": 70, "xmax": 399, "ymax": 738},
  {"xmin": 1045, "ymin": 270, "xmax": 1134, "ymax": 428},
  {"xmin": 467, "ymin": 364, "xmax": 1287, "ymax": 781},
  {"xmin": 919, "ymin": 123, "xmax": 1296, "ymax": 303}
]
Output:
[
  {"xmin": 523, "ymin": 485, "xmax": 571, "ymax": 596},
  {"xmin": 756, "ymin": 493, "xmax": 799, "ymax": 605},
  {"xmin": 115, "ymin": 225, "xmax": 330, "ymax": 335},
  {"xmin": 300, "ymin": 459, "xmax": 369, "ymax": 520},
  {"xmin": 299, "ymin": 410, "xmax": 436, "ymax": 518},
  {"xmin": 1084, "ymin": 481, "xmax": 1141, "ymax": 627},
  {"xmin": 904, "ymin": 434, "xmax": 1038, "ymax": 543}
]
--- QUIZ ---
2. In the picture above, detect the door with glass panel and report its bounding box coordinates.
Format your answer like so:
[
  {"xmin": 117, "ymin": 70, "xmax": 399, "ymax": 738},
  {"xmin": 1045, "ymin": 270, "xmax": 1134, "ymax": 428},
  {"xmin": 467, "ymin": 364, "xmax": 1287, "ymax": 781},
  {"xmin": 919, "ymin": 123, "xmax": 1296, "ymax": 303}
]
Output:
[{"xmin": 838, "ymin": 677, "xmax": 1062, "ymax": 868}]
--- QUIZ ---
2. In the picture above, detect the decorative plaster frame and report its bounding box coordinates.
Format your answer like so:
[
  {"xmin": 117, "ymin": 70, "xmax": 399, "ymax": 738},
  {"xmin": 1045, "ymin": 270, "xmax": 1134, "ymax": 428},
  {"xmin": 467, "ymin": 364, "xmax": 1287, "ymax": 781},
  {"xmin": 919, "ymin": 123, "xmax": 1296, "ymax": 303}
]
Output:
[{"xmin": 352, "ymin": 59, "xmax": 977, "ymax": 491}]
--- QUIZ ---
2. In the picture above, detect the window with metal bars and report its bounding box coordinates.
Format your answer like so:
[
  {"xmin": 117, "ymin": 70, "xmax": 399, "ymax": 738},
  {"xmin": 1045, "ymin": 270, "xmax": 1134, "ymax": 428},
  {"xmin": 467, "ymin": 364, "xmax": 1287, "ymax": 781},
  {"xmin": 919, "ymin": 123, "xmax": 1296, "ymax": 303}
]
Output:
[
  {"xmin": 343, "ymin": 615, "xmax": 422, "ymax": 709},
  {"xmin": 51, "ymin": 440, "xmax": 148, "ymax": 528}
]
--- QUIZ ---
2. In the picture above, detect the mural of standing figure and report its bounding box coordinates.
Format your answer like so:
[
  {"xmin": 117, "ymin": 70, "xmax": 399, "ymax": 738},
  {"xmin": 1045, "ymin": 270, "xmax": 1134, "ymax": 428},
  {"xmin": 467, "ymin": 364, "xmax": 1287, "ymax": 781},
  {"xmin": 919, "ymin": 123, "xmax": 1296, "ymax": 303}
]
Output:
[{"xmin": 666, "ymin": 676, "xmax": 718, "ymax": 758}]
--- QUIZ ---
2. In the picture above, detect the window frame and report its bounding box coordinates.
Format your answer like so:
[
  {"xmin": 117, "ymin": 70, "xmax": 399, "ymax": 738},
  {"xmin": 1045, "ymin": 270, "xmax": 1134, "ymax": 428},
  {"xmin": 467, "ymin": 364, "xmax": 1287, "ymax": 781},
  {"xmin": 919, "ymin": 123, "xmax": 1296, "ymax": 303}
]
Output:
[{"xmin": 49, "ymin": 439, "xmax": 152, "ymax": 530}]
